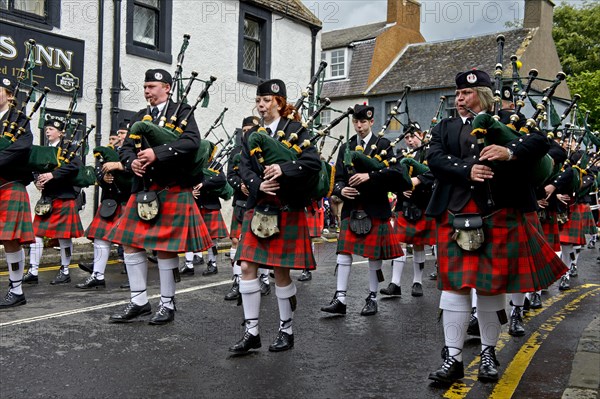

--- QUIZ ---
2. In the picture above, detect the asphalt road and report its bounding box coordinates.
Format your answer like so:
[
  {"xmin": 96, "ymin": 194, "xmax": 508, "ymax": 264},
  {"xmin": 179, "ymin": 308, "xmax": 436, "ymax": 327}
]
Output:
[{"xmin": 1, "ymin": 241, "xmax": 598, "ymax": 399}]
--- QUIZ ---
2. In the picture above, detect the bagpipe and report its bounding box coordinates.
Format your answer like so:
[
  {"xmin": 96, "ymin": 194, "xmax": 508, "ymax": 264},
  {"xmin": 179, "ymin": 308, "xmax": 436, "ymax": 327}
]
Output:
[{"xmin": 92, "ymin": 145, "xmax": 133, "ymax": 194}]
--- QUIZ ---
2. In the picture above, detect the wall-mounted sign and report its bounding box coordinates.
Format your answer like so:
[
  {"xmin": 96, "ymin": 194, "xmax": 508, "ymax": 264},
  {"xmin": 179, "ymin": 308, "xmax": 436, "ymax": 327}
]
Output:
[{"xmin": 0, "ymin": 21, "xmax": 84, "ymax": 96}]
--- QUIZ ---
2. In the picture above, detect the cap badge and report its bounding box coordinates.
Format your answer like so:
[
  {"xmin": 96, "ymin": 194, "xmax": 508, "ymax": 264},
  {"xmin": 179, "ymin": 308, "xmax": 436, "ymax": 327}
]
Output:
[
  {"xmin": 2, "ymin": 78, "xmax": 10, "ymax": 86},
  {"xmin": 366, "ymin": 110, "xmax": 373, "ymax": 118},
  {"xmin": 154, "ymin": 72, "xmax": 163, "ymax": 81},
  {"xmin": 504, "ymin": 89, "xmax": 511, "ymax": 98},
  {"xmin": 466, "ymin": 73, "xmax": 477, "ymax": 84},
  {"xmin": 271, "ymin": 83, "xmax": 280, "ymax": 93},
  {"xmin": 53, "ymin": 121, "xmax": 61, "ymax": 128}
]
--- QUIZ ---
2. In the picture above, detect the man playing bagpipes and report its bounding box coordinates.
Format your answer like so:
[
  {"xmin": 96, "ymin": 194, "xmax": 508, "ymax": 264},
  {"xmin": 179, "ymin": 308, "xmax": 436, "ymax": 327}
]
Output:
[
  {"xmin": 381, "ymin": 122, "xmax": 436, "ymax": 299},
  {"xmin": 107, "ymin": 69, "xmax": 213, "ymax": 325},
  {"xmin": 0, "ymin": 76, "xmax": 35, "ymax": 308},
  {"xmin": 229, "ymin": 79, "xmax": 322, "ymax": 354},
  {"xmin": 426, "ymin": 69, "xmax": 566, "ymax": 384},
  {"xmin": 23, "ymin": 118, "xmax": 85, "ymax": 286},
  {"xmin": 320, "ymin": 104, "xmax": 412, "ymax": 317}
]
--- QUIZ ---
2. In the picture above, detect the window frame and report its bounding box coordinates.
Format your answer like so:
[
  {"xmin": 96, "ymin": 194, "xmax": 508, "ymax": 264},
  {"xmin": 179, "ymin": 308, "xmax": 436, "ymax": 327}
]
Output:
[
  {"xmin": 237, "ymin": 2, "xmax": 271, "ymax": 85},
  {"xmin": 125, "ymin": 0, "xmax": 172, "ymax": 64},
  {"xmin": 321, "ymin": 48, "xmax": 348, "ymax": 81},
  {"xmin": 0, "ymin": 0, "xmax": 60, "ymax": 30}
]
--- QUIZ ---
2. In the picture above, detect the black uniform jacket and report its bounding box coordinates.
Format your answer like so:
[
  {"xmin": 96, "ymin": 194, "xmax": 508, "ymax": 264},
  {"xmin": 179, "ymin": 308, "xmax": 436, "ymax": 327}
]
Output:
[
  {"xmin": 334, "ymin": 133, "xmax": 412, "ymax": 220},
  {"xmin": 41, "ymin": 143, "xmax": 81, "ymax": 200},
  {"xmin": 0, "ymin": 114, "xmax": 33, "ymax": 185},
  {"xmin": 120, "ymin": 101, "xmax": 200, "ymax": 192},
  {"xmin": 196, "ymin": 163, "xmax": 226, "ymax": 211},
  {"xmin": 240, "ymin": 119, "xmax": 321, "ymax": 210},
  {"xmin": 226, "ymin": 145, "xmax": 248, "ymax": 206},
  {"xmin": 426, "ymin": 115, "xmax": 551, "ymax": 217}
]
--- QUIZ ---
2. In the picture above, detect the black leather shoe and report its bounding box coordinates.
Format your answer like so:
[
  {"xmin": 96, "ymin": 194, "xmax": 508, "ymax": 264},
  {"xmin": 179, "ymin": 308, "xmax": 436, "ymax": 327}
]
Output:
[
  {"xmin": 22, "ymin": 271, "xmax": 38, "ymax": 285},
  {"xmin": 193, "ymin": 255, "xmax": 204, "ymax": 265},
  {"xmin": 530, "ymin": 293, "xmax": 542, "ymax": 309},
  {"xmin": 411, "ymin": 282, "xmax": 423, "ymax": 297},
  {"xmin": 568, "ymin": 264, "xmax": 578, "ymax": 277},
  {"xmin": 78, "ymin": 262, "xmax": 94, "ymax": 274},
  {"xmin": 268, "ymin": 330, "xmax": 294, "ymax": 352},
  {"xmin": 120, "ymin": 282, "xmax": 130, "ymax": 289},
  {"xmin": 508, "ymin": 308, "xmax": 525, "ymax": 337},
  {"xmin": 380, "ymin": 282, "xmax": 401, "ymax": 296},
  {"xmin": 50, "ymin": 270, "xmax": 71, "ymax": 285},
  {"xmin": 109, "ymin": 302, "xmax": 151, "ymax": 323},
  {"xmin": 147, "ymin": 255, "xmax": 158, "ymax": 264},
  {"xmin": 428, "ymin": 347, "xmax": 464, "ymax": 384},
  {"xmin": 0, "ymin": 291, "xmax": 26, "ymax": 308},
  {"xmin": 76, "ymin": 275, "xmax": 106, "ymax": 289},
  {"xmin": 360, "ymin": 297, "xmax": 378, "ymax": 316},
  {"xmin": 429, "ymin": 270, "xmax": 438, "ymax": 280},
  {"xmin": 149, "ymin": 304, "xmax": 175, "ymax": 325},
  {"xmin": 202, "ymin": 260, "xmax": 218, "ymax": 276},
  {"xmin": 467, "ymin": 308, "xmax": 480, "ymax": 336},
  {"xmin": 559, "ymin": 275, "xmax": 570, "ymax": 291},
  {"xmin": 229, "ymin": 331, "xmax": 261, "ymax": 353},
  {"xmin": 298, "ymin": 270, "xmax": 312, "ymax": 281},
  {"xmin": 523, "ymin": 296, "xmax": 531, "ymax": 314},
  {"xmin": 180, "ymin": 263, "xmax": 195, "ymax": 276},
  {"xmin": 224, "ymin": 280, "xmax": 240, "ymax": 301},
  {"xmin": 120, "ymin": 265, "xmax": 127, "ymax": 274},
  {"xmin": 321, "ymin": 295, "xmax": 347, "ymax": 315},
  {"xmin": 260, "ymin": 278, "xmax": 271, "ymax": 296},
  {"xmin": 478, "ymin": 346, "xmax": 500, "ymax": 382}
]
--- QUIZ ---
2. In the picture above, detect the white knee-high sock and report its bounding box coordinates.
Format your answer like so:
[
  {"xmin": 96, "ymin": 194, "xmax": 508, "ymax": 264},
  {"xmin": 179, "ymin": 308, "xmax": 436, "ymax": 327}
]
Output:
[
  {"xmin": 208, "ymin": 245, "xmax": 217, "ymax": 263},
  {"xmin": 6, "ymin": 249, "xmax": 25, "ymax": 295},
  {"xmin": 158, "ymin": 257, "xmax": 178, "ymax": 310},
  {"xmin": 185, "ymin": 251, "xmax": 194, "ymax": 263},
  {"xmin": 368, "ymin": 259, "xmax": 382, "ymax": 295},
  {"xmin": 29, "ymin": 237, "xmax": 44, "ymax": 274},
  {"xmin": 336, "ymin": 254, "xmax": 352, "ymax": 304},
  {"xmin": 413, "ymin": 249, "xmax": 425, "ymax": 284},
  {"xmin": 276, "ymin": 283, "xmax": 297, "ymax": 334},
  {"xmin": 58, "ymin": 238, "xmax": 73, "ymax": 274},
  {"xmin": 439, "ymin": 291, "xmax": 471, "ymax": 361},
  {"xmin": 240, "ymin": 278, "xmax": 261, "ymax": 335},
  {"xmin": 93, "ymin": 239, "xmax": 110, "ymax": 279},
  {"xmin": 391, "ymin": 255, "xmax": 406, "ymax": 285},
  {"xmin": 560, "ymin": 244, "xmax": 573, "ymax": 265},
  {"xmin": 477, "ymin": 294, "xmax": 505, "ymax": 348},
  {"xmin": 124, "ymin": 252, "xmax": 148, "ymax": 306}
]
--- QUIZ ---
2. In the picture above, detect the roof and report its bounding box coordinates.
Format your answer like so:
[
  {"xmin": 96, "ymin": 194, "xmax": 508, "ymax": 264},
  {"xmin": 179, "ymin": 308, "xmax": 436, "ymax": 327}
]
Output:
[
  {"xmin": 247, "ymin": 0, "xmax": 321, "ymax": 28},
  {"xmin": 368, "ymin": 28, "xmax": 534, "ymax": 95},
  {"xmin": 322, "ymin": 21, "xmax": 390, "ymax": 50},
  {"xmin": 321, "ymin": 40, "xmax": 376, "ymax": 99}
]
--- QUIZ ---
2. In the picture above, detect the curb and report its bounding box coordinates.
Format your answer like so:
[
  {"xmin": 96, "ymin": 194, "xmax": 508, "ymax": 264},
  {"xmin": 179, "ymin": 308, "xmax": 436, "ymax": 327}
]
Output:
[{"xmin": 562, "ymin": 316, "xmax": 600, "ymax": 399}]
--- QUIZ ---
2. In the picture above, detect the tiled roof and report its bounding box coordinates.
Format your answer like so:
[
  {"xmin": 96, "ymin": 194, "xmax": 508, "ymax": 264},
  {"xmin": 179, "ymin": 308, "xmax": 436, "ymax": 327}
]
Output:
[
  {"xmin": 322, "ymin": 21, "xmax": 390, "ymax": 50},
  {"xmin": 368, "ymin": 29, "xmax": 534, "ymax": 95},
  {"xmin": 321, "ymin": 40, "xmax": 376, "ymax": 99},
  {"xmin": 248, "ymin": 0, "xmax": 321, "ymax": 28}
]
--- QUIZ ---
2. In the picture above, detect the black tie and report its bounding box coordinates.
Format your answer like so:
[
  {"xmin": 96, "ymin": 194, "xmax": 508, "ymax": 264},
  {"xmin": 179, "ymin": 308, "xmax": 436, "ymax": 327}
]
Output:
[
  {"xmin": 361, "ymin": 139, "xmax": 366, "ymax": 148},
  {"xmin": 465, "ymin": 117, "xmax": 473, "ymax": 126},
  {"xmin": 151, "ymin": 107, "xmax": 159, "ymax": 120}
]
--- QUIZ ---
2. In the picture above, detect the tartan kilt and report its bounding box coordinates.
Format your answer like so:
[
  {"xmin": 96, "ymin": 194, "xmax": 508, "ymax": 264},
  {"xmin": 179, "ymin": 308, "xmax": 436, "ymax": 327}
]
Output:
[
  {"xmin": 0, "ymin": 181, "xmax": 35, "ymax": 245},
  {"xmin": 235, "ymin": 208, "xmax": 316, "ymax": 270},
  {"xmin": 107, "ymin": 186, "xmax": 213, "ymax": 253},
  {"xmin": 199, "ymin": 208, "xmax": 229, "ymax": 239},
  {"xmin": 306, "ymin": 207, "xmax": 325, "ymax": 238},
  {"xmin": 559, "ymin": 203, "xmax": 596, "ymax": 245},
  {"xmin": 33, "ymin": 198, "xmax": 84, "ymax": 239},
  {"xmin": 85, "ymin": 205, "xmax": 124, "ymax": 241},
  {"xmin": 229, "ymin": 215, "xmax": 242, "ymax": 240},
  {"xmin": 539, "ymin": 210, "xmax": 560, "ymax": 252},
  {"xmin": 394, "ymin": 212, "xmax": 437, "ymax": 246},
  {"xmin": 437, "ymin": 199, "xmax": 567, "ymax": 294},
  {"xmin": 337, "ymin": 216, "xmax": 405, "ymax": 260}
]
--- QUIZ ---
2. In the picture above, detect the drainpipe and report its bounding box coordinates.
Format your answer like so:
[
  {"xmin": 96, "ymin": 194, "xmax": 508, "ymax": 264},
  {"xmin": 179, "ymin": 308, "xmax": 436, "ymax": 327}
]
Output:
[
  {"xmin": 110, "ymin": 0, "xmax": 122, "ymax": 136},
  {"xmin": 93, "ymin": 0, "xmax": 105, "ymax": 212}
]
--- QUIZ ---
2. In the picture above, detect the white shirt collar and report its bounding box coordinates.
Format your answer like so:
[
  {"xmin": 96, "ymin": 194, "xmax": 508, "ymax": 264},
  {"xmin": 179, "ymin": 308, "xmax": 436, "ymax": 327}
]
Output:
[
  {"xmin": 266, "ymin": 117, "xmax": 281, "ymax": 137},
  {"xmin": 359, "ymin": 132, "xmax": 373, "ymax": 146}
]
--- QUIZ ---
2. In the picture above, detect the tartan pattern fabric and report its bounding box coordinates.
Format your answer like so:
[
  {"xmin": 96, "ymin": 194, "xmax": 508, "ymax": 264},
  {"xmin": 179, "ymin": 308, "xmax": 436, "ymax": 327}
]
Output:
[
  {"xmin": 199, "ymin": 208, "xmax": 229, "ymax": 239},
  {"xmin": 337, "ymin": 217, "xmax": 405, "ymax": 260},
  {"xmin": 85, "ymin": 205, "xmax": 124, "ymax": 241},
  {"xmin": 0, "ymin": 181, "xmax": 35, "ymax": 245},
  {"xmin": 559, "ymin": 203, "xmax": 596, "ymax": 245},
  {"xmin": 107, "ymin": 186, "xmax": 213, "ymax": 253},
  {"xmin": 229, "ymin": 215, "xmax": 242, "ymax": 240},
  {"xmin": 236, "ymin": 208, "xmax": 316, "ymax": 270},
  {"xmin": 306, "ymin": 207, "xmax": 325, "ymax": 238},
  {"xmin": 539, "ymin": 210, "xmax": 560, "ymax": 252},
  {"xmin": 33, "ymin": 198, "xmax": 84, "ymax": 239},
  {"xmin": 394, "ymin": 212, "xmax": 437, "ymax": 245},
  {"xmin": 436, "ymin": 199, "xmax": 567, "ymax": 294}
]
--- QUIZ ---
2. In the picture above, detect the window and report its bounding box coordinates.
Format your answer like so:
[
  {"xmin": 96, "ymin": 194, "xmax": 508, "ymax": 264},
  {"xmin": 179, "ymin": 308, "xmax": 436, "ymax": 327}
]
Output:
[
  {"xmin": 385, "ymin": 101, "xmax": 402, "ymax": 132},
  {"xmin": 238, "ymin": 2, "xmax": 271, "ymax": 85},
  {"xmin": 320, "ymin": 109, "xmax": 331, "ymax": 127},
  {"xmin": 444, "ymin": 95, "xmax": 458, "ymax": 118},
  {"xmin": 0, "ymin": 0, "xmax": 60, "ymax": 29},
  {"xmin": 321, "ymin": 48, "xmax": 348, "ymax": 80},
  {"xmin": 126, "ymin": 0, "xmax": 172, "ymax": 63}
]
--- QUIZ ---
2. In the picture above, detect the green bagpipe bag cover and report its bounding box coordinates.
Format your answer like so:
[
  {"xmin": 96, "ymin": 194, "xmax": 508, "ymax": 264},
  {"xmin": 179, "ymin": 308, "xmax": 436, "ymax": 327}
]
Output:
[
  {"xmin": 400, "ymin": 157, "xmax": 430, "ymax": 177},
  {"xmin": 202, "ymin": 168, "xmax": 234, "ymax": 201},
  {"xmin": 93, "ymin": 146, "xmax": 133, "ymax": 190}
]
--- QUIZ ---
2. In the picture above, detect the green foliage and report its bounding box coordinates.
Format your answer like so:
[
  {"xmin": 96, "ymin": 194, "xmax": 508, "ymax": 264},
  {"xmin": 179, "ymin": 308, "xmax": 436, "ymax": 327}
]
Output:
[{"xmin": 567, "ymin": 70, "xmax": 600, "ymax": 127}]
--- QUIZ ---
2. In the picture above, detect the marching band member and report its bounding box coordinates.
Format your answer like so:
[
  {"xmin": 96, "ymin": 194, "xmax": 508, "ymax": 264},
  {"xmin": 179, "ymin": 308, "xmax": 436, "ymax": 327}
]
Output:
[
  {"xmin": 0, "ymin": 76, "xmax": 35, "ymax": 308},
  {"xmin": 426, "ymin": 70, "xmax": 566, "ymax": 384},
  {"xmin": 229, "ymin": 79, "xmax": 321, "ymax": 353},
  {"xmin": 301, "ymin": 198, "xmax": 325, "ymax": 281},
  {"xmin": 107, "ymin": 69, "xmax": 212, "ymax": 325}
]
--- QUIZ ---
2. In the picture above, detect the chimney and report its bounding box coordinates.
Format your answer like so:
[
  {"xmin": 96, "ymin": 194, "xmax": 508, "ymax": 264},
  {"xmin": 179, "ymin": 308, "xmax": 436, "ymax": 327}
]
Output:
[
  {"xmin": 387, "ymin": 0, "xmax": 421, "ymax": 32},
  {"xmin": 523, "ymin": 0, "xmax": 555, "ymax": 33}
]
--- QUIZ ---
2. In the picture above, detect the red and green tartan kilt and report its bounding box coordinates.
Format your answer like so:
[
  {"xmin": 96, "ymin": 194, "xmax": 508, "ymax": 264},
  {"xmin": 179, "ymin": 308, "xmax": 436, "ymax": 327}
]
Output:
[
  {"xmin": 107, "ymin": 185, "xmax": 213, "ymax": 253},
  {"xmin": 199, "ymin": 208, "xmax": 229, "ymax": 239},
  {"xmin": 337, "ymin": 216, "xmax": 404, "ymax": 260},
  {"xmin": 229, "ymin": 215, "xmax": 242, "ymax": 240},
  {"xmin": 539, "ymin": 210, "xmax": 560, "ymax": 252},
  {"xmin": 0, "ymin": 181, "xmax": 35, "ymax": 245},
  {"xmin": 559, "ymin": 203, "xmax": 596, "ymax": 245},
  {"xmin": 306, "ymin": 207, "xmax": 325, "ymax": 238},
  {"xmin": 236, "ymin": 207, "xmax": 316, "ymax": 270},
  {"xmin": 436, "ymin": 199, "xmax": 567, "ymax": 294},
  {"xmin": 394, "ymin": 212, "xmax": 437, "ymax": 246},
  {"xmin": 33, "ymin": 198, "xmax": 83, "ymax": 239},
  {"xmin": 85, "ymin": 205, "xmax": 124, "ymax": 241}
]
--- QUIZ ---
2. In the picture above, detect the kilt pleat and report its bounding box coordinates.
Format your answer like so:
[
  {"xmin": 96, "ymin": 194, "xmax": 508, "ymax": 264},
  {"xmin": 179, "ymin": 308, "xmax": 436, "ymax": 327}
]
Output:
[
  {"xmin": 107, "ymin": 187, "xmax": 213, "ymax": 253},
  {"xmin": 437, "ymin": 200, "xmax": 567, "ymax": 294},
  {"xmin": 337, "ymin": 217, "xmax": 405, "ymax": 260},
  {"xmin": 394, "ymin": 212, "xmax": 437, "ymax": 246},
  {"xmin": 33, "ymin": 198, "xmax": 83, "ymax": 239},
  {"xmin": 229, "ymin": 216, "xmax": 242, "ymax": 240},
  {"xmin": 539, "ymin": 211, "xmax": 561, "ymax": 252},
  {"xmin": 0, "ymin": 182, "xmax": 35, "ymax": 245},
  {"xmin": 236, "ymin": 208, "xmax": 316, "ymax": 270},
  {"xmin": 199, "ymin": 208, "xmax": 229, "ymax": 239},
  {"xmin": 559, "ymin": 203, "xmax": 596, "ymax": 245},
  {"xmin": 85, "ymin": 205, "xmax": 124, "ymax": 241},
  {"xmin": 306, "ymin": 207, "xmax": 325, "ymax": 238}
]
